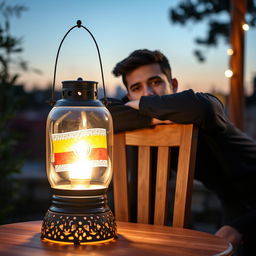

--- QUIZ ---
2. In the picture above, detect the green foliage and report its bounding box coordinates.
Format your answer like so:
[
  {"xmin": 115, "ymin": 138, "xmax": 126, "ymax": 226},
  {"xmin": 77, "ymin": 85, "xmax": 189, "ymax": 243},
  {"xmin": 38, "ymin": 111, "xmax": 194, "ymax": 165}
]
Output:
[
  {"xmin": 0, "ymin": 1, "xmax": 27, "ymax": 224},
  {"xmin": 170, "ymin": 0, "xmax": 256, "ymax": 62}
]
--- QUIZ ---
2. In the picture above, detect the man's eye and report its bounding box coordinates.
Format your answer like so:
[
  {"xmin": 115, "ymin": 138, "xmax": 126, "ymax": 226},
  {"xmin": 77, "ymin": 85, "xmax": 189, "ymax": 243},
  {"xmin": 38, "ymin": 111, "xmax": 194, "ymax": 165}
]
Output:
[
  {"xmin": 131, "ymin": 86, "xmax": 141, "ymax": 92},
  {"xmin": 150, "ymin": 79, "xmax": 162, "ymax": 86}
]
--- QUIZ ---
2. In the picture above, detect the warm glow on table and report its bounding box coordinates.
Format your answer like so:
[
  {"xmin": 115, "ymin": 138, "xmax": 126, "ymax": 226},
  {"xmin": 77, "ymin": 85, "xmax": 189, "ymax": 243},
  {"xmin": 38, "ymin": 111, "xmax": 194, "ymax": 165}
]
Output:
[{"xmin": 0, "ymin": 221, "xmax": 233, "ymax": 256}]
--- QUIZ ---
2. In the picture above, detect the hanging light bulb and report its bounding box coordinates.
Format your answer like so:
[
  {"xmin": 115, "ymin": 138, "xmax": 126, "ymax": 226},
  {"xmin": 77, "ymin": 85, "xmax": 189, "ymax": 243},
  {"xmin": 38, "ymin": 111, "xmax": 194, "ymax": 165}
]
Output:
[
  {"xmin": 227, "ymin": 48, "xmax": 234, "ymax": 56},
  {"xmin": 225, "ymin": 69, "xmax": 233, "ymax": 78},
  {"xmin": 242, "ymin": 23, "xmax": 249, "ymax": 31}
]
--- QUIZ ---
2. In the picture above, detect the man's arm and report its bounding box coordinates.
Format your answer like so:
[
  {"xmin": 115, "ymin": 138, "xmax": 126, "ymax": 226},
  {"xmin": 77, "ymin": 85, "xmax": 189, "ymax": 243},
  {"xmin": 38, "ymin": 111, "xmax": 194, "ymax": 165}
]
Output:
[
  {"xmin": 106, "ymin": 98, "xmax": 152, "ymax": 133},
  {"xmin": 125, "ymin": 100, "xmax": 172, "ymax": 125},
  {"xmin": 116, "ymin": 89, "xmax": 227, "ymax": 132},
  {"xmin": 138, "ymin": 89, "xmax": 228, "ymax": 131}
]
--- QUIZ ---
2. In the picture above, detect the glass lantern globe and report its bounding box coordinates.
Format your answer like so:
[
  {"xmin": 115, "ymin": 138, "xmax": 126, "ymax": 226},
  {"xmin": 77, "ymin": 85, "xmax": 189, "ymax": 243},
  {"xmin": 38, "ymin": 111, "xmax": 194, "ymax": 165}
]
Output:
[{"xmin": 46, "ymin": 83, "xmax": 113, "ymax": 191}]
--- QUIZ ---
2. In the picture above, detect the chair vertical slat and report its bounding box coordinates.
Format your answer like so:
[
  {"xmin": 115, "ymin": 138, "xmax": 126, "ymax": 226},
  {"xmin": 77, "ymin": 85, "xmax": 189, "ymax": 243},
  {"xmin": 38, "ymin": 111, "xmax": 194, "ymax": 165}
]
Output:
[
  {"xmin": 172, "ymin": 125, "xmax": 198, "ymax": 227},
  {"xmin": 137, "ymin": 146, "xmax": 151, "ymax": 223},
  {"xmin": 113, "ymin": 133, "xmax": 129, "ymax": 222},
  {"xmin": 154, "ymin": 146, "xmax": 170, "ymax": 225}
]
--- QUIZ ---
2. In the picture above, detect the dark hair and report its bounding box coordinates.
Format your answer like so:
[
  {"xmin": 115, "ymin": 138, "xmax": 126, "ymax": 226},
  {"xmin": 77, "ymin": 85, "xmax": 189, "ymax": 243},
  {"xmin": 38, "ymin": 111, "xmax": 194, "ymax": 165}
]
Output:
[{"xmin": 112, "ymin": 49, "xmax": 172, "ymax": 87}]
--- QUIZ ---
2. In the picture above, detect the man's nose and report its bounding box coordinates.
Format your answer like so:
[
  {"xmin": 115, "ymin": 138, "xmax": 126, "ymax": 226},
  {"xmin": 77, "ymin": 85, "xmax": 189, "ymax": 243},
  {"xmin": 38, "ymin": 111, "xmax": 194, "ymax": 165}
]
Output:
[{"xmin": 142, "ymin": 85, "xmax": 154, "ymax": 96}]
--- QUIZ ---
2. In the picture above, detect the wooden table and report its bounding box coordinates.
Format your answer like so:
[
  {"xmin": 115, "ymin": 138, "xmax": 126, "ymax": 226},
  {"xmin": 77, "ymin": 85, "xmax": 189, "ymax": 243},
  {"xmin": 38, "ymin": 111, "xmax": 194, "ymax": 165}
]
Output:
[{"xmin": 0, "ymin": 221, "xmax": 233, "ymax": 256}]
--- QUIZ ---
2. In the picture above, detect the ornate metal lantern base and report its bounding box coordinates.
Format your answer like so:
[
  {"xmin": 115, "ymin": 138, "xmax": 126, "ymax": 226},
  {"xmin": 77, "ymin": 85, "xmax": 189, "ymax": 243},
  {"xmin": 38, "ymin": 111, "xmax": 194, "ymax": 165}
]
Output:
[{"xmin": 41, "ymin": 189, "xmax": 117, "ymax": 245}]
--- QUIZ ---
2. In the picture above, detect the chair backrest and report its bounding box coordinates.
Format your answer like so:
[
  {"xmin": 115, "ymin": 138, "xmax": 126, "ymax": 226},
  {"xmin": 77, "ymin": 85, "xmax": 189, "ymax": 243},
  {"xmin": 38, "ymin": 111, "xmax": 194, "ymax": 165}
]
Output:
[{"xmin": 113, "ymin": 124, "xmax": 198, "ymax": 228}]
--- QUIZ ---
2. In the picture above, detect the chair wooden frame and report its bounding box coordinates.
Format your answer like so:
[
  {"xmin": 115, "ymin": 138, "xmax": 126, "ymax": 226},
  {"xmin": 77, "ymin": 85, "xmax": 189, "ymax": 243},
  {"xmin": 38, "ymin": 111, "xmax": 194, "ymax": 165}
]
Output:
[{"xmin": 113, "ymin": 124, "xmax": 198, "ymax": 228}]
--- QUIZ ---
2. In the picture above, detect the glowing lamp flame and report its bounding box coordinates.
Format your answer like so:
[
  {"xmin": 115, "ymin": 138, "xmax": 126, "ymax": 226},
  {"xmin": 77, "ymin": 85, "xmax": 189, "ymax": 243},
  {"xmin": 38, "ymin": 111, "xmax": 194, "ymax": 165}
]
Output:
[{"xmin": 69, "ymin": 141, "xmax": 92, "ymax": 181}]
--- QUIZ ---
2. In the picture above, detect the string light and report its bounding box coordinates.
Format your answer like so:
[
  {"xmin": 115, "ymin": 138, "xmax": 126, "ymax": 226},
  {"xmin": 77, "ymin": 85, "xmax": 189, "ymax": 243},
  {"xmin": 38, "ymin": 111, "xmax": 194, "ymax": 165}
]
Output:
[
  {"xmin": 224, "ymin": 22, "xmax": 248, "ymax": 79},
  {"xmin": 242, "ymin": 23, "xmax": 250, "ymax": 31},
  {"xmin": 227, "ymin": 48, "xmax": 234, "ymax": 55},
  {"xmin": 225, "ymin": 69, "xmax": 233, "ymax": 78}
]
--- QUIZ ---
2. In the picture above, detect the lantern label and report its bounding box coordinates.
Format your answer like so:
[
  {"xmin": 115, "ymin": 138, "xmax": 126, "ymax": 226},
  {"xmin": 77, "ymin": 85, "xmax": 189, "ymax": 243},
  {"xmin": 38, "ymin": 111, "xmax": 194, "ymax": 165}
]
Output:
[{"xmin": 52, "ymin": 128, "xmax": 108, "ymax": 172}]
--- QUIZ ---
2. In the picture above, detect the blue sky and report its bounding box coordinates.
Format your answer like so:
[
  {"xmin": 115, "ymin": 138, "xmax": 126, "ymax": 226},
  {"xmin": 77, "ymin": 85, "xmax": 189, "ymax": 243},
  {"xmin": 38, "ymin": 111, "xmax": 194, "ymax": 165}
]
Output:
[{"xmin": 8, "ymin": 0, "xmax": 256, "ymax": 96}]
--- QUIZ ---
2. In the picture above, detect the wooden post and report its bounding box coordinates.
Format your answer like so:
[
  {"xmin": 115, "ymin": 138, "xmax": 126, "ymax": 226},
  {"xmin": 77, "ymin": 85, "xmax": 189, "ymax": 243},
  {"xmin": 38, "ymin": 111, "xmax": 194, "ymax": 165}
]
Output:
[{"xmin": 229, "ymin": 0, "xmax": 247, "ymax": 130}]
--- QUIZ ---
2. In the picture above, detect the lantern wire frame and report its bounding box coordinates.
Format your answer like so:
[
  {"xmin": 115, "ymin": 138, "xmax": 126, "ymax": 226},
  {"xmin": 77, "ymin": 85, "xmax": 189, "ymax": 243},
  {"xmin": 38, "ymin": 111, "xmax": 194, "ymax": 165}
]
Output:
[{"xmin": 48, "ymin": 20, "xmax": 107, "ymax": 106}]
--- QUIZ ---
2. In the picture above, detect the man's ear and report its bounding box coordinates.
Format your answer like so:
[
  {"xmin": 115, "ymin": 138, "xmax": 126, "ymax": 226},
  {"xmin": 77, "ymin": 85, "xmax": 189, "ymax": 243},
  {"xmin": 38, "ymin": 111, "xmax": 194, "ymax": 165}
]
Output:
[{"xmin": 171, "ymin": 78, "xmax": 178, "ymax": 93}]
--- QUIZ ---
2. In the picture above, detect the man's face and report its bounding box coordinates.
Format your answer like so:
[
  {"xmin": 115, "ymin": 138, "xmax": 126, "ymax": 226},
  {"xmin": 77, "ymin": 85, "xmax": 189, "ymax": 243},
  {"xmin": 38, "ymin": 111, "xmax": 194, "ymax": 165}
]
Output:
[{"xmin": 126, "ymin": 63, "xmax": 177, "ymax": 101}]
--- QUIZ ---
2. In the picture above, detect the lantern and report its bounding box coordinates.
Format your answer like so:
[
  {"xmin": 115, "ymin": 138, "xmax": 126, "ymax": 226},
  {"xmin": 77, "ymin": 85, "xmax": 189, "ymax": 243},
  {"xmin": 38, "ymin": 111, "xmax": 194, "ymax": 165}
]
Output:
[{"xmin": 41, "ymin": 21, "xmax": 116, "ymax": 245}]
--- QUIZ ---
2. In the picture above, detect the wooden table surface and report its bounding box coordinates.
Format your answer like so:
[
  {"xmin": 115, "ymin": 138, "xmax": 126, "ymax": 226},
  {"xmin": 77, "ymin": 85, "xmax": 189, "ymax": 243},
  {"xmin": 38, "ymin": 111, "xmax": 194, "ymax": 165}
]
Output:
[{"xmin": 0, "ymin": 221, "xmax": 233, "ymax": 256}]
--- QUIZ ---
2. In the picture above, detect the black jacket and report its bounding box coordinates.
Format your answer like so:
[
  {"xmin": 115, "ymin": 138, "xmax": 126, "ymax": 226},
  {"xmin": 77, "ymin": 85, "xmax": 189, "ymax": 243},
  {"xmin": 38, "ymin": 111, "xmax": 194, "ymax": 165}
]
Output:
[{"xmin": 106, "ymin": 89, "xmax": 256, "ymax": 236}]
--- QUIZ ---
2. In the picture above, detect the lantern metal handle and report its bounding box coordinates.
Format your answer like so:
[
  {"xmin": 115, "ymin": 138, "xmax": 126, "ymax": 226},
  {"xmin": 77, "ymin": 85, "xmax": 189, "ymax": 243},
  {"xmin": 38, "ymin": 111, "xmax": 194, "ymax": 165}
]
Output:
[{"xmin": 48, "ymin": 20, "xmax": 107, "ymax": 106}]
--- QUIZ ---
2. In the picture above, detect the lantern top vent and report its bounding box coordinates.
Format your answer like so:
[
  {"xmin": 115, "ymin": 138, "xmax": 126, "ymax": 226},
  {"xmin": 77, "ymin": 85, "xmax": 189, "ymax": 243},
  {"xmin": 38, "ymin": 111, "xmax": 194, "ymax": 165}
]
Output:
[
  {"xmin": 54, "ymin": 77, "xmax": 103, "ymax": 107},
  {"xmin": 62, "ymin": 77, "xmax": 98, "ymax": 101}
]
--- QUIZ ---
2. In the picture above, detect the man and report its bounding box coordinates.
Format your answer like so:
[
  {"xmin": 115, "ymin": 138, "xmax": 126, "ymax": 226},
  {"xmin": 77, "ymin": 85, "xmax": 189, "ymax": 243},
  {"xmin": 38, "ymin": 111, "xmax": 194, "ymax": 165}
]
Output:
[{"xmin": 107, "ymin": 49, "xmax": 256, "ymax": 255}]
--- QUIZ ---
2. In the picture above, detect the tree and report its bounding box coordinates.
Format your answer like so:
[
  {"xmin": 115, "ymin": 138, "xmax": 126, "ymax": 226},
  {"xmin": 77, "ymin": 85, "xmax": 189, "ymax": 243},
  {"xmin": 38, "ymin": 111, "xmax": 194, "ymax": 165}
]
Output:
[
  {"xmin": 169, "ymin": 0, "xmax": 256, "ymax": 62},
  {"xmin": 0, "ymin": 2, "xmax": 28, "ymax": 223}
]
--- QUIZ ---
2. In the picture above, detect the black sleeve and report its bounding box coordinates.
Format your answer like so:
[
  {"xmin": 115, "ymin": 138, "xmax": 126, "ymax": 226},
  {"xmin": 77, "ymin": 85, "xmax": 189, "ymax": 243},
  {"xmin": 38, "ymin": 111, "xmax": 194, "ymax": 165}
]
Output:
[
  {"xmin": 139, "ymin": 89, "xmax": 228, "ymax": 132},
  {"xmin": 106, "ymin": 98, "xmax": 152, "ymax": 133},
  {"xmin": 228, "ymin": 210, "xmax": 256, "ymax": 237}
]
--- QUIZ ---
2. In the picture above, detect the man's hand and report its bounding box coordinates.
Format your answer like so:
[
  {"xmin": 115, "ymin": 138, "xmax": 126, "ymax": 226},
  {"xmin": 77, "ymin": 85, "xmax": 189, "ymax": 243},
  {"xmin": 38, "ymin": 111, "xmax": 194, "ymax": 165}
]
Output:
[
  {"xmin": 215, "ymin": 225, "xmax": 242, "ymax": 251},
  {"xmin": 125, "ymin": 100, "xmax": 140, "ymax": 110},
  {"xmin": 125, "ymin": 100, "xmax": 172, "ymax": 125},
  {"xmin": 151, "ymin": 118, "xmax": 172, "ymax": 125}
]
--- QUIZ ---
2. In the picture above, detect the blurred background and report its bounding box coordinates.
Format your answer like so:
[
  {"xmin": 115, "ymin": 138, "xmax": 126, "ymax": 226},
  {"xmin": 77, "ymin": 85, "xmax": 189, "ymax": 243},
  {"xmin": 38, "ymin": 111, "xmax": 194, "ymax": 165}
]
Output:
[{"xmin": 1, "ymin": 0, "xmax": 256, "ymax": 234}]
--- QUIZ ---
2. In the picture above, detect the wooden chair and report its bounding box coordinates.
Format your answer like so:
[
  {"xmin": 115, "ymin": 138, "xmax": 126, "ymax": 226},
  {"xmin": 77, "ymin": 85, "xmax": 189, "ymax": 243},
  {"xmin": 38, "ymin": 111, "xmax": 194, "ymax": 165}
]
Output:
[{"xmin": 113, "ymin": 124, "xmax": 198, "ymax": 228}]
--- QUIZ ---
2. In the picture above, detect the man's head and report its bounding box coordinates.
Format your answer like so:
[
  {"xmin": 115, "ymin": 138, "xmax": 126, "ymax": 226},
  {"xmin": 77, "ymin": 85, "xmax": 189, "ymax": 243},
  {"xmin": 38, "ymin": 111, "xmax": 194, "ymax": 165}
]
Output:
[{"xmin": 112, "ymin": 49, "xmax": 178, "ymax": 100}]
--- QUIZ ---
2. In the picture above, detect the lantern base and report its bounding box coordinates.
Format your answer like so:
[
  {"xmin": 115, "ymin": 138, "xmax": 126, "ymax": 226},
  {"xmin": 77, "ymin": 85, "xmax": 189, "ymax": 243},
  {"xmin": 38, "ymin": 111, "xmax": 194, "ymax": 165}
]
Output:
[
  {"xmin": 41, "ymin": 189, "xmax": 117, "ymax": 244},
  {"xmin": 41, "ymin": 209, "xmax": 117, "ymax": 244}
]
